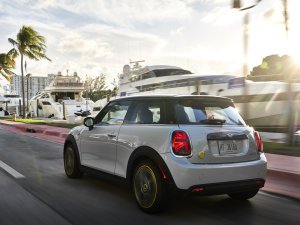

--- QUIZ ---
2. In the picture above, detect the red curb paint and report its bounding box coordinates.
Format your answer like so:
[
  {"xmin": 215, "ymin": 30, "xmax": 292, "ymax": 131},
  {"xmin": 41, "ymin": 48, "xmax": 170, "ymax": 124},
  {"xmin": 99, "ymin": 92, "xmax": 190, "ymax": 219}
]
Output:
[
  {"xmin": 44, "ymin": 130, "xmax": 61, "ymax": 136},
  {"xmin": 60, "ymin": 133, "xmax": 68, "ymax": 138}
]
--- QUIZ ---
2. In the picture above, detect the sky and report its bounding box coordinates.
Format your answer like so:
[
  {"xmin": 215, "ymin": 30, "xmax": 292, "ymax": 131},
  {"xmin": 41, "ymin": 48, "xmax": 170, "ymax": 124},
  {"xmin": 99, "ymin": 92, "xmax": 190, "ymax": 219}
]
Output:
[{"xmin": 0, "ymin": 0, "xmax": 299, "ymax": 86}]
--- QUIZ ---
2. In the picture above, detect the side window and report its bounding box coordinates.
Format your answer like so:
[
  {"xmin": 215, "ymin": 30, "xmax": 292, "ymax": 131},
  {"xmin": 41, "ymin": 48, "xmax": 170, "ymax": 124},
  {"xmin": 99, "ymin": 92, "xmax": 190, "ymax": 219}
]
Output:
[
  {"xmin": 42, "ymin": 101, "xmax": 51, "ymax": 105},
  {"xmin": 183, "ymin": 106, "xmax": 196, "ymax": 122},
  {"xmin": 149, "ymin": 105, "xmax": 161, "ymax": 123},
  {"xmin": 97, "ymin": 101, "xmax": 130, "ymax": 125},
  {"xmin": 127, "ymin": 101, "xmax": 164, "ymax": 124}
]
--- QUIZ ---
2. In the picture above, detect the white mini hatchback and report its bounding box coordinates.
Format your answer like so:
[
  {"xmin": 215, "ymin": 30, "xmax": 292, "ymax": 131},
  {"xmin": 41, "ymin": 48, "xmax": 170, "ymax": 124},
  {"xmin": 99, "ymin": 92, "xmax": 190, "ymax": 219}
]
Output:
[{"xmin": 64, "ymin": 95, "xmax": 267, "ymax": 213}]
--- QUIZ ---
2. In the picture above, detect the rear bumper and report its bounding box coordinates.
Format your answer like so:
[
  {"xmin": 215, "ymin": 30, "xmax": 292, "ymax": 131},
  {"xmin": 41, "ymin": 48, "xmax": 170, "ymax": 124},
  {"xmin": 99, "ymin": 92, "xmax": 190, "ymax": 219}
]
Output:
[
  {"xmin": 187, "ymin": 179, "xmax": 265, "ymax": 196},
  {"xmin": 163, "ymin": 153, "xmax": 267, "ymax": 190}
]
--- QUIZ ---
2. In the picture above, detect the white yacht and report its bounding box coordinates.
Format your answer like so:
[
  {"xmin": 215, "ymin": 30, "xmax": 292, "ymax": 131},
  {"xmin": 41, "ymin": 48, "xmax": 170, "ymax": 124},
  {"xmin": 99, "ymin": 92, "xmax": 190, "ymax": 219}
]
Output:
[
  {"xmin": 29, "ymin": 73, "xmax": 94, "ymax": 119},
  {"xmin": 0, "ymin": 77, "xmax": 22, "ymax": 116},
  {"xmin": 116, "ymin": 61, "xmax": 300, "ymax": 130}
]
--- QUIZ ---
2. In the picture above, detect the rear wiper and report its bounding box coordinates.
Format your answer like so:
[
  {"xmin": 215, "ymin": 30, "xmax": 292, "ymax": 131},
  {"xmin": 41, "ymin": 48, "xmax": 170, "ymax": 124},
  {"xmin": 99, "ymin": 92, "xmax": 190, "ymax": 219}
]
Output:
[{"xmin": 199, "ymin": 119, "xmax": 226, "ymax": 125}]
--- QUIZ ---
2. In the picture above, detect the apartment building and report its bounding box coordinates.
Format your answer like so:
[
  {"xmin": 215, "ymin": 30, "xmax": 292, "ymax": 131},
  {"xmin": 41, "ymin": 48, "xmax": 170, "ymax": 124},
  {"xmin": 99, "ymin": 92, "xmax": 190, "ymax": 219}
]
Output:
[{"xmin": 11, "ymin": 74, "xmax": 54, "ymax": 99}]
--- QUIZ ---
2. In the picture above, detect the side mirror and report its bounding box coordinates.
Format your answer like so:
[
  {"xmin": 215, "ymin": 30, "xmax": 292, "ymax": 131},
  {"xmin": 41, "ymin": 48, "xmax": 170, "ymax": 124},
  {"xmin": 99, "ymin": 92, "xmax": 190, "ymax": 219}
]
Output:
[{"xmin": 83, "ymin": 117, "xmax": 95, "ymax": 130}]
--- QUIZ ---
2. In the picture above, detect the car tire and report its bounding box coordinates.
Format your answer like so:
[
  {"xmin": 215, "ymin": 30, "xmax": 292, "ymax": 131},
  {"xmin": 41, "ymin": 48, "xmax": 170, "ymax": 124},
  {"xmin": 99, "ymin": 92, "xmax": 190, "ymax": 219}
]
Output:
[
  {"xmin": 228, "ymin": 189, "xmax": 259, "ymax": 200},
  {"xmin": 133, "ymin": 160, "xmax": 168, "ymax": 213},
  {"xmin": 64, "ymin": 145, "xmax": 82, "ymax": 178}
]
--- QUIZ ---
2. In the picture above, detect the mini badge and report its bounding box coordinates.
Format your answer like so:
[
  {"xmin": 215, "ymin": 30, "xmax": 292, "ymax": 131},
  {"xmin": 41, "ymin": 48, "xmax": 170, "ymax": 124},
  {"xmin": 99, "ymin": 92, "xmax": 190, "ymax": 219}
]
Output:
[{"xmin": 199, "ymin": 151, "xmax": 205, "ymax": 159}]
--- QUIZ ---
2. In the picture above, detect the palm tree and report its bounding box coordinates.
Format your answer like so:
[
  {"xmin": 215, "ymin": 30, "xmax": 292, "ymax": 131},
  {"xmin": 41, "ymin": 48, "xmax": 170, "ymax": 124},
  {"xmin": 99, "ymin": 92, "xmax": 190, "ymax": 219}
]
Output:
[
  {"xmin": 0, "ymin": 49, "xmax": 17, "ymax": 81},
  {"xmin": 9, "ymin": 25, "xmax": 51, "ymax": 118}
]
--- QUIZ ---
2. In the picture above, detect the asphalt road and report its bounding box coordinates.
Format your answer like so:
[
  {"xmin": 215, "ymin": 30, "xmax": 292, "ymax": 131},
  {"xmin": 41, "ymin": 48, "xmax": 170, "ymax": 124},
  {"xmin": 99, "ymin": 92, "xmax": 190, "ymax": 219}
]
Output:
[{"xmin": 0, "ymin": 126, "xmax": 299, "ymax": 225}]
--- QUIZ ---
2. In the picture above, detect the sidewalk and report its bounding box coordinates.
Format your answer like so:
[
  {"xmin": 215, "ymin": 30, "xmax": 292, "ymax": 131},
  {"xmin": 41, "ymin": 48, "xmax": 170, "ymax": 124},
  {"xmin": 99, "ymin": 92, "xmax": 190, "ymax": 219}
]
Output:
[
  {"xmin": 0, "ymin": 120, "xmax": 299, "ymax": 200},
  {"xmin": 263, "ymin": 153, "xmax": 300, "ymax": 199},
  {"xmin": 0, "ymin": 120, "xmax": 69, "ymax": 144}
]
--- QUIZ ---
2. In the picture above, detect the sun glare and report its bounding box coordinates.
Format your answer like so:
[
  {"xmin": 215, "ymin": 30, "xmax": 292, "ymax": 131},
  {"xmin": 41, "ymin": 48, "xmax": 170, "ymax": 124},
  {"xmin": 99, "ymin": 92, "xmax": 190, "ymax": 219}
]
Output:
[
  {"xmin": 289, "ymin": 30, "xmax": 300, "ymax": 65},
  {"xmin": 290, "ymin": 51, "xmax": 300, "ymax": 65},
  {"xmin": 288, "ymin": 0, "xmax": 300, "ymax": 64}
]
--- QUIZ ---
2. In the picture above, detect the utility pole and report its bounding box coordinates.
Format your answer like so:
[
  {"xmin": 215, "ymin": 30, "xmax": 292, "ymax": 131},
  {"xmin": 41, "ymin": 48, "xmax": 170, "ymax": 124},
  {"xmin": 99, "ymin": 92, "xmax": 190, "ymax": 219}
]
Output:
[{"xmin": 242, "ymin": 11, "xmax": 249, "ymax": 120}]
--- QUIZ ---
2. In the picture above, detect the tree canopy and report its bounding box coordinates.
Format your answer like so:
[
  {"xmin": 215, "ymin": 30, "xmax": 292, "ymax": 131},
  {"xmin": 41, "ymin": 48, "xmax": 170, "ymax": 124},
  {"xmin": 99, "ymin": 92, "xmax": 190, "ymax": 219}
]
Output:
[
  {"xmin": 250, "ymin": 54, "xmax": 300, "ymax": 79},
  {"xmin": 9, "ymin": 26, "xmax": 51, "ymax": 62},
  {"xmin": 0, "ymin": 49, "xmax": 17, "ymax": 81},
  {"xmin": 9, "ymin": 25, "xmax": 51, "ymax": 118},
  {"xmin": 83, "ymin": 74, "xmax": 119, "ymax": 102}
]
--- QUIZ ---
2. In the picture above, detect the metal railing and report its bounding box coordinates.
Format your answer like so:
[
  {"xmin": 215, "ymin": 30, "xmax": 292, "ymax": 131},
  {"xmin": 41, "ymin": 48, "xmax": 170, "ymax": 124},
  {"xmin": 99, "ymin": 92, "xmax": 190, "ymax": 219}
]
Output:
[{"xmin": 55, "ymin": 83, "xmax": 84, "ymax": 87}]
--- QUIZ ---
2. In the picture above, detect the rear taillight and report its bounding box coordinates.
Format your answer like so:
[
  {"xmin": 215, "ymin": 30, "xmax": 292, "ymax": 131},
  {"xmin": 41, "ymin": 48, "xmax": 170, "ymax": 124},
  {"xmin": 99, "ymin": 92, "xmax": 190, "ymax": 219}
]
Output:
[
  {"xmin": 171, "ymin": 130, "xmax": 192, "ymax": 156},
  {"xmin": 254, "ymin": 131, "xmax": 263, "ymax": 154}
]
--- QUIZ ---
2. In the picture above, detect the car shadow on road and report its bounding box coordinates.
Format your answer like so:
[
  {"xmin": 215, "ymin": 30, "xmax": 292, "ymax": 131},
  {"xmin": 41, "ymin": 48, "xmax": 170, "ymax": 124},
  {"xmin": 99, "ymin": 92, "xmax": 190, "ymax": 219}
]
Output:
[
  {"xmin": 172, "ymin": 196, "xmax": 253, "ymax": 216},
  {"xmin": 66, "ymin": 173, "xmax": 256, "ymax": 219}
]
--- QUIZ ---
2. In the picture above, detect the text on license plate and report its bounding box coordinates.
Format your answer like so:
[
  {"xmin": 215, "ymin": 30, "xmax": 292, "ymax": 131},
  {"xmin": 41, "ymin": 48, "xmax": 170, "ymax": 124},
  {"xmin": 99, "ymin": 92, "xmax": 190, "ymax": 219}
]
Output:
[{"xmin": 217, "ymin": 141, "xmax": 240, "ymax": 155}]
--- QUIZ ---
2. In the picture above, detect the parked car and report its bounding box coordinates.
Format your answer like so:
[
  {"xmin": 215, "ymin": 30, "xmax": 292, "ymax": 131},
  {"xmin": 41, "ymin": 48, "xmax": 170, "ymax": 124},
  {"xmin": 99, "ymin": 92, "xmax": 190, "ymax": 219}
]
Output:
[{"xmin": 63, "ymin": 95, "xmax": 267, "ymax": 213}]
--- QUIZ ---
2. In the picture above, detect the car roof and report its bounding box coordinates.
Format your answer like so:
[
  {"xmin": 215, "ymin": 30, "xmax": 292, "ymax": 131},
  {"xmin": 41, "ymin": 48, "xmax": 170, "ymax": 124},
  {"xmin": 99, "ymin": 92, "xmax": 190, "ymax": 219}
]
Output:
[{"xmin": 110, "ymin": 94, "xmax": 233, "ymax": 102}]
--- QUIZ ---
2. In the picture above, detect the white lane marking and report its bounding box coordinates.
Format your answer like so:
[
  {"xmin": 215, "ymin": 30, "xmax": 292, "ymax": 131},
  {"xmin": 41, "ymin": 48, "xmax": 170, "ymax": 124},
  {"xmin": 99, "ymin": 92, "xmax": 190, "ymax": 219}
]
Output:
[{"xmin": 0, "ymin": 160, "xmax": 25, "ymax": 179}]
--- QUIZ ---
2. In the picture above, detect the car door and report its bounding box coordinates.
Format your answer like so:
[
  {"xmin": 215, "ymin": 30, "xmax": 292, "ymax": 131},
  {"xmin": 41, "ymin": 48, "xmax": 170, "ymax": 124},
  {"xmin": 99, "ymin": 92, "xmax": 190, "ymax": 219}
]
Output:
[{"xmin": 80, "ymin": 101, "xmax": 131, "ymax": 174}]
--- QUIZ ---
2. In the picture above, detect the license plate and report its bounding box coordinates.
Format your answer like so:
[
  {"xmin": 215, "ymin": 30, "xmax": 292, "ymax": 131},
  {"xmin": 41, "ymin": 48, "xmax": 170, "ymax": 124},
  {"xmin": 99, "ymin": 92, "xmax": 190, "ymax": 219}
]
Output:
[{"xmin": 217, "ymin": 140, "xmax": 240, "ymax": 155}]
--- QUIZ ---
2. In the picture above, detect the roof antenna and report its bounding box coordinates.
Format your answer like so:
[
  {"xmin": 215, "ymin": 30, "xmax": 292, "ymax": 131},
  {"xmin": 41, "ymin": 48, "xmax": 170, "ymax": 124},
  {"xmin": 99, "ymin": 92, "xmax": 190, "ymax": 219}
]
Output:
[{"xmin": 130, "ymin": 60, "xmax": 145, "ymax": 71}]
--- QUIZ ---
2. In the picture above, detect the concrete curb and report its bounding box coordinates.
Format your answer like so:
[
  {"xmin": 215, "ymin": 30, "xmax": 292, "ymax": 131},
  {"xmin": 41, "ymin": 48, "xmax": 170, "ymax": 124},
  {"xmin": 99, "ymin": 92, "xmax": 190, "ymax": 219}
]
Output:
[
  {"xmin": 60, "ymin": 133, "xmax": 68, "ymax": 138},
  {"xmin": 14, "ymin": 124, "xmax": 27, "ymax": 132},
  {"xmin": 44, "ymin": 130, "xmax": 61, "ymax": 136},
  {"xmin": 30, "ymin": 128, "xmax": 69, "ymax": 138},
  {"xmin": 31, "ymin": 129, "xmax": 69, "ymax": 138},
  {"xmin": 262, "ymin": 188, "xmax": 300, "ymax": 200},
  {"xmin": 267, "ymin": 169, "xmax": 300, "ymax": 180}
]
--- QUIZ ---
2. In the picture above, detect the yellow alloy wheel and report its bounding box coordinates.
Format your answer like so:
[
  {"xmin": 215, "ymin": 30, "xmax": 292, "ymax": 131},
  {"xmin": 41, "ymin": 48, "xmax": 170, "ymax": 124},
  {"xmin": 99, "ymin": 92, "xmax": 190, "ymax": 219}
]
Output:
[{"xmin": 134, "ymin": 164, "xmax": 158, "ymax": 209}]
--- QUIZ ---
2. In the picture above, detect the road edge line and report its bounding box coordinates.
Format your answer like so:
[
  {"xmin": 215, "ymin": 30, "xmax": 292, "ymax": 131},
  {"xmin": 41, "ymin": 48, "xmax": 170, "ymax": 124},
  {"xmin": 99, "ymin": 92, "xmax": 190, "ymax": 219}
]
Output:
[{"xmin": 0, "ymin": 160, "xmax": 25, "ymax": 178}]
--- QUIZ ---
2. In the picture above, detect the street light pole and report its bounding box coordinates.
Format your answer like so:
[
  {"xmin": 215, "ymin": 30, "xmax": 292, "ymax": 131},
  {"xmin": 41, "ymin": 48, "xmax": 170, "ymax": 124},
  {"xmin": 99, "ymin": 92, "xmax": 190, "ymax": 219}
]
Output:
[{"xmin": 85, "ymin": 75, "xmax": 88, "ymax": 111}]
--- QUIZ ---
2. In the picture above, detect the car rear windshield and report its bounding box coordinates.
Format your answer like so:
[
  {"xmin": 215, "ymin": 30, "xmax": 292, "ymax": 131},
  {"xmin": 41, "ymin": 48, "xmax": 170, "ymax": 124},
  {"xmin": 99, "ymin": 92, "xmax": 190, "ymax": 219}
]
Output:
[{"xmin": 174, "ymin": 99, "xmax": 246, "ymax": 126}]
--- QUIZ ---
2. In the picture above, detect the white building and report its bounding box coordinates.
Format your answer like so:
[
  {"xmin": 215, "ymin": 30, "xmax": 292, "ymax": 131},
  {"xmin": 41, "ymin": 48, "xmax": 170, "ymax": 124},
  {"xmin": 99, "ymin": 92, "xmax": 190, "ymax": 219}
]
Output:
[
  {"xmin": 11, "ymin": 74, "xmax": 52, "ymax": 99},
  {"xmin": 10, "ymin": 75, "xmax": 21, "ymax": 95},
  {"xmin": 0, "ymin": 76, "xmax": 11, "ymax": 95}
]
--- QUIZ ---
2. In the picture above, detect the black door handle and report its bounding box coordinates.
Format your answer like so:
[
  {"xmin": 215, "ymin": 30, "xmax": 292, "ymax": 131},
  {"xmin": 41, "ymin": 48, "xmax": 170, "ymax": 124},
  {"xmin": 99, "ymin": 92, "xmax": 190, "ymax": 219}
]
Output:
[{"xmin": 107, "ymin": 134, "xmax": 116, "ymax": 138}]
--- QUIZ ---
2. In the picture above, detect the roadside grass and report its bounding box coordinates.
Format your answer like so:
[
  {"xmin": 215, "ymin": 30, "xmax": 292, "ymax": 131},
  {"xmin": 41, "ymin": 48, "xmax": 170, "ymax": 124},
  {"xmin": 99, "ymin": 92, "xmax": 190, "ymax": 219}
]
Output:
[
  {"xmin": 0, "ymin": 117, "xmax": 78, "ymax": 129},
  {"xmin": 263, "ymin": 141, "xmax": 300, "ymax": 157},
  {"xmin": 0, "ymin": 117, "xmax": 11, "ymax": 121}
]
